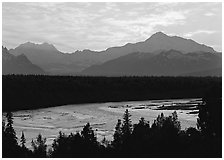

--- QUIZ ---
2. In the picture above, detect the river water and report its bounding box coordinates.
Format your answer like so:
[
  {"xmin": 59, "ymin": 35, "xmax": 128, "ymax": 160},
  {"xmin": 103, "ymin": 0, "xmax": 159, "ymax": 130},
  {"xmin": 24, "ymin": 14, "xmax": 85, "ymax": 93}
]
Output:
[{"xmin": 5, "ymin": 98, "xmax": 202, "ymax": 148}]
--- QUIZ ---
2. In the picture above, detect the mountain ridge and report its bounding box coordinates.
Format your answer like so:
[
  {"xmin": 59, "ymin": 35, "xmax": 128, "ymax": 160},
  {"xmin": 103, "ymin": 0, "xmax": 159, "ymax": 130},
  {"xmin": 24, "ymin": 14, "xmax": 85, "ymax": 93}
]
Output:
[
  {"xmin": 6, "ymin": 32, "xmax": 221, "ymax": 76},
  {"xmin": 81, "ymin": 49, "xmax": 221, "ymax": 76},
  {"xmin": 9, "ymin": 32, "xmax": 218, "ymax": 56},
  {"xmin": 2, "ymin": 46, "xmax": 45, "ymax": 75}
]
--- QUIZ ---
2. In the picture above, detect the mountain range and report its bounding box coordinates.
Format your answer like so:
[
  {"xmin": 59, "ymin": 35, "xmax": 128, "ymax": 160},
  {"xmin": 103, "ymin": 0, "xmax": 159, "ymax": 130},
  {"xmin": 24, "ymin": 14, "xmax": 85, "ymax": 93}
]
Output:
[
  {"xmin": 3, "ymin": 32, "xmax": 222, "ymax": 76},
  {"xmin": 82, "ymin": 49, "xmax": 221, "ymax": 76},
  {"xmin": 2, "ymin": 46, "xmax": 45, "ymax": 75}
]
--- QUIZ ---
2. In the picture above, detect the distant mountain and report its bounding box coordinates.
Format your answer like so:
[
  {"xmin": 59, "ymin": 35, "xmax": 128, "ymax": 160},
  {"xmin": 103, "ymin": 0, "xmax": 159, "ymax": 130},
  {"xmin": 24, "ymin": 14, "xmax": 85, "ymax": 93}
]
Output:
[
  {"xmin": 2, "ymin": 46, "xmax": 45, "ymax": 75},
  {"xmin": 140, "ymin": 32, "xmax": 216, "ymax": 53},
  {"xmin": 81, "ymin": 49, "xmax": 222, "ymax": 76},
  {"xmin": 9, "ymin": 42, "xmax": 108, "ymax": 74},
  {"xmin": 101, "ymin": 32, "xmax": 216, "ymax": 58},
  {"xmin": 9, "ymin": 42, "xmax": 72, "ymax": 74},
  {"xmin": 8, "ymin": 32, "xmax": 220, "ymax": 75}
]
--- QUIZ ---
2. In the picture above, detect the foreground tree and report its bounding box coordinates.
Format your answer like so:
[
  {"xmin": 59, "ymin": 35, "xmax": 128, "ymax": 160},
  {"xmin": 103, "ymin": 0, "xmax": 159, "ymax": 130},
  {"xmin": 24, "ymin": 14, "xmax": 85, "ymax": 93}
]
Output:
[
  {"xmin": 5, "ymin": 112, "xmax": 18, "ymax": 146},
  {"xmin": 196, "ymin": 86, "xmax": 222, "ymax": 157},
  {"xmin": 20, "ymin": 131, "xmax": 26, "ymax": 148},
  {"xmin": 121, "ymin": 109, "xmax": 132, "ymax": 139},
  {"xmin": 19, "ymin": 131, "xmax": 33, "ymax": 157},
  {"xmin": 131, "ymin": 117, "xmax": 151, "ymax": 154},
  {"xmin": 112, "ymin": 119, "xmax": 123, "ymax": 149},
  {"xmin": 51, "ymin": 131, "xmax": 69, "ymax": 157},
  {"xmin": 2, "ymin": 112, "xmax": 20, "ymax": 157},
  {"xmin": 197, "ymin": 98, "xmax": 221, "ymax": 138},
  {"xmin": 150, "ymin": 111, "xmax": 181, "ymax": 157},
  {"xmin": 81, "ymin": 123, "xmax": 97, "ymax": 143},
  {"xmin": 31, "ymin": 134, "xmax": 47, "ymax": 157},
  {"xmin": 133, "ymin": 117, "xmax": 150, "ymax": 137},
  {"xmin": 81, "ymin": 122, "xmax": 99, "ymax": 156}
]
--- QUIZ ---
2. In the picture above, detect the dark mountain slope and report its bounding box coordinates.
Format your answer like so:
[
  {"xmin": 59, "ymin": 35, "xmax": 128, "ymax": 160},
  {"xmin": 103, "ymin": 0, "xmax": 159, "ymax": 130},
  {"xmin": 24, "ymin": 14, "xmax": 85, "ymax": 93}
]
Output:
[
  {"xmin": 2, "ymin": 46, "xmax": 45, "ymax": 75},
  {"xmin": 81, "ymin": 50, "xmax": 221, "ymax": 76}
]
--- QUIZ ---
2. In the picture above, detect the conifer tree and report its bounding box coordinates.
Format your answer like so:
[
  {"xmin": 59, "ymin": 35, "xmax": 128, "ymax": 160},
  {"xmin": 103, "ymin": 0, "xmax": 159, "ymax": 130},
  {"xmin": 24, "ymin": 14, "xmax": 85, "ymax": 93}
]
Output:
[
  {"xmin": 5, "ymin": 112, "xmax": 18, "ymax": 146},
  {"xmin": 31, "ymin": 134, "xmax": 47, "ymax": 158},
  {"xmin": 172, "ymin": 111, "xmax": 181, "ymax": 131},
  {"xmin": 112, "ymin": 119, "xmax": 122, "ymax": 148},
  {"xmin": 133, "ymin": 117, "xmax": 150, "ymax": 137},
  {"xmin": 20, "ymin": 131, "xmax": 26, "ymax": 148},
  {"xmin": 81, "ymin": 123, "xmax": 97, "ymax": 143},
  {"xmin": 121, "ymin": 109, "xmax": 132, "ymax": 138},
  {"xmin": 51, "ymin": 131, "xmax": 68, "ymax": 157}
]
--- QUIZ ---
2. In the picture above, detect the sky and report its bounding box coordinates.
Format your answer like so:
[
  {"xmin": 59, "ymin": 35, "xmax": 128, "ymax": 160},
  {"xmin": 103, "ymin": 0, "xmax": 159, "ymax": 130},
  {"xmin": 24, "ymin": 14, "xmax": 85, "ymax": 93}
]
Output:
[{"xmin": 2, "ymin": 2, "xmax": 222, "ymax": 53}]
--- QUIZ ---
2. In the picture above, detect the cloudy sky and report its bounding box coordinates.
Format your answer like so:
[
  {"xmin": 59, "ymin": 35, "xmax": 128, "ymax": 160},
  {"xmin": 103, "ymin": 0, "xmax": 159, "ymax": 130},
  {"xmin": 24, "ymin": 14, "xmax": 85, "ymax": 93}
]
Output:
[{"xmin": 2, "ymin": 2, "xmax": 222, "ymax": 52}]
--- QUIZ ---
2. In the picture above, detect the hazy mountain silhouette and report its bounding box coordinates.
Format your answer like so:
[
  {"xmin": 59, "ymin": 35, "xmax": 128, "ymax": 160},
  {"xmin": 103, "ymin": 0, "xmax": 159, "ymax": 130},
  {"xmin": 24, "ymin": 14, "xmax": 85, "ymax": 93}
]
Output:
[
  {"xmin": 8, "ymin": 32, "xmax": 221, "ymax": 75},
  {"xmin": 2, "ymin": 46, "xmax": 45, "ymax": 75},
  {"xmin": 101, "ymin": 32, "xmax": 216, "ymax": 57},
  {"xmin": 9, "ymin": 42, "xmax": 108, "ymax": 74},
  {"xmin": 81, "ymin": 49, "xmax": 221, "ymax": 76},
  {"xmin": 141, "ymin": 32, "xmax": 216, "ymax": 53},
  {"xmin": 8, "ymin": 42, "xmax": 81, "ymax": 74}
]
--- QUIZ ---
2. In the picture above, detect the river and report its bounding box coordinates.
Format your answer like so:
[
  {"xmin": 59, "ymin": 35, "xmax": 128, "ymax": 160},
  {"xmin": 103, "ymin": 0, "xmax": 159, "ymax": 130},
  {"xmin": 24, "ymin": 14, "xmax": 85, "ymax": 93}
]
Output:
[{"xmin": 4, "ymin": 98, "xmax": 202, "ymax": 148}]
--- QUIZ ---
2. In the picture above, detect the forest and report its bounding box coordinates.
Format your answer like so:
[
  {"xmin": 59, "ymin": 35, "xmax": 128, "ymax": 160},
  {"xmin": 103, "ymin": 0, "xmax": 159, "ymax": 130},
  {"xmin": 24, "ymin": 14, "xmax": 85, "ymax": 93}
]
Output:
[
  {"xmin": 2, "ymin": 89, "xmax": 222, "ymax": 157},
  {"xmin": 3, "ymin": 75, "xmax": 221, "ymax": 111},
  {"xmin": 2, "ymin": 75, "xmax": 221, "ymax": 157}
]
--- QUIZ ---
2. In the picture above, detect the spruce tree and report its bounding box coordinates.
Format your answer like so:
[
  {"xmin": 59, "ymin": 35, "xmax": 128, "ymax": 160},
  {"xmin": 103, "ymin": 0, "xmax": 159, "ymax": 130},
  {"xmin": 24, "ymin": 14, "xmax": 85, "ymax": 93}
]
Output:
[
  {"xmin": 119, "ymin": 109, "xmax": 133, "ymax": 153},
  {"xmin": 171, "ymin": 111, "xmax": 181, "ymax": 131},
  {"xmin": 31, "ymin": 134, "xmax": 47, "ymax": 158},
  {"xmin": 51, "ymin": 131, "xmax": 68, "ymax": 157},
  {"xmin": 5, "ymin": 112, "xmax": 18, "ymax": 146},
  {"xmin": 81, "ymin": 123, "xmax": 97, "ymax": 143},
  {"xmin": 3, "ymin": 112, "xmax": 20, "ymax": 157},
  {"xmin": 133, "ymin": 117, "xmax": 150, "ymax": 137},
  {"xmin": 20, "ymin": 131, "xmax": 26, "ymax": 148},
  {"xmin": 121, "ymin": 109, "xmax": 132, "ymax": 138},
  {"xmin": 112, "ymin": 119, "xmax": 122, "ymax": 148},
  {"xmin": 81, "ymin": 123, "xmax": 98, "ymax": 155}
]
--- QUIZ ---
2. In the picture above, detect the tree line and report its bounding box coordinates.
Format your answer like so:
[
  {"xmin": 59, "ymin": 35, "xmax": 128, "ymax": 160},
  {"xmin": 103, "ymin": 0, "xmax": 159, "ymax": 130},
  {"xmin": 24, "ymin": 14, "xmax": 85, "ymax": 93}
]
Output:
[
  {"xmin": 2, "ymin": 91, "xmax": 221, "ymax": 158},
  {"xmin": 3, "ymin": 75, "xmax": 221, "ymax": 111}
]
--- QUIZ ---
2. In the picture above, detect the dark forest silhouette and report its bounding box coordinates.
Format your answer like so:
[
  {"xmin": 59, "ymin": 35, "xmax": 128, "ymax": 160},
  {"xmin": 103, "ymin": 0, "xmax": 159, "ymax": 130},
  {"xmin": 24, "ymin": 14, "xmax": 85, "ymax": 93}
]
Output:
[
  {"xmin": 3, "ymin": 75, "xmax": 221, "ymax": 112},
  {"xmin": 2, "ymin": 88, "xmax": 222, "ymax": 157},
  {"xmin": 2, "ymin": 75, "xmax": 221, "ymax": 157}
]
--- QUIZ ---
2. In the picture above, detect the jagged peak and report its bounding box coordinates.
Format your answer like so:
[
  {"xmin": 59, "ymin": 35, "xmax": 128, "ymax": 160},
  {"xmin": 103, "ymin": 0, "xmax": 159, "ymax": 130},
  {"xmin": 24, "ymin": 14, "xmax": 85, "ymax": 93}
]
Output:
[
  {"xmin": 40, "ymin": 42, "xmax": 57, "ymax": 50},
  {"xmin": 153, "ymin": 31, "xmax": 167, "ymax": 36},
  {"xmin": 146, "ymin": 31, "xmax": 169, "ymax": 41},
  {"xmin": 143, "ymin": 32, "xmax": 216, "ymax": 53},
  {"xmin": 41, "ymin": 42, "xmax": 54, "ymax": 47},
  {"xmin": 74, "ymin": 49, "xmax": 98, "ymax": 54},
  {"xmin": 17, "ymin": 41, "xmax": 58, "ymax": 51},
  {"xmin": 20, "ymin": 41, "xmax": 35, "ymax": 46},
  {"xmin": 2, "ymin": 46, "xmax": 8, "ymax": 51}
]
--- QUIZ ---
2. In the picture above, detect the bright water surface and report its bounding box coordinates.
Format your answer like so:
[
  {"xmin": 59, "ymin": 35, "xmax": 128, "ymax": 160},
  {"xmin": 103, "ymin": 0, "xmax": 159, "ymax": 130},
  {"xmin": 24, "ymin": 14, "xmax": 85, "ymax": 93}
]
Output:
[{"xmin": 6, "ymin": 98, "xmax": 202, "ymax": 148}]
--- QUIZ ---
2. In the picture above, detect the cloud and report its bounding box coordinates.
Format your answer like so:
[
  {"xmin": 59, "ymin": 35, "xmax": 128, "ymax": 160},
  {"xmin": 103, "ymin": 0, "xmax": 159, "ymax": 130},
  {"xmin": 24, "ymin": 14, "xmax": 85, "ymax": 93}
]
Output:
[
  {"xmin": 183, "ymin": 30, "xmax": 217, "ymax": 38},
  {"xmin": 204, "ymin": 12, "xmax": 215, "ymax": 16},
  {"xmin": 2, "ymin": 2, "xmax": 222, "ymax": 52},
  {"xmin": 103, "ymin": 10, "xmax": 187, "ymax": 39}
]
